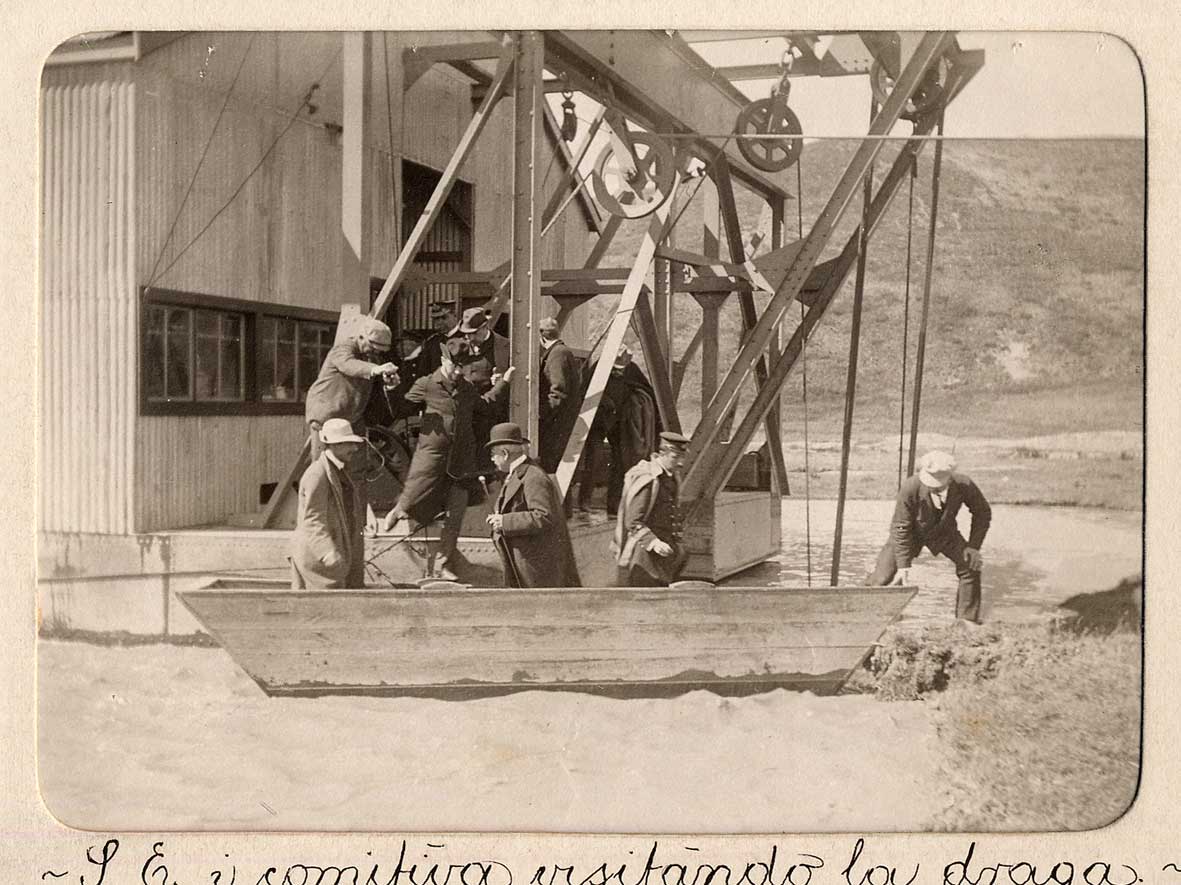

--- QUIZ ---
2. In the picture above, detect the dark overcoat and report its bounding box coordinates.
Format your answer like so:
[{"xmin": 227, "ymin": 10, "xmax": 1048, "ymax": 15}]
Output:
[
  {"xmin": 538, "ymin": 339, "xmax": 582, "ymax": 472},
  {"xmin": 290, "ymin": 454, "xmax": 367, "ymax": 588},
  {"xmin": 393, "ymin": 369, "xmax": 507, "ymax": 524},
  {"xmin": 613, "ymin": 458, "xmax": 685, "ymax": 584},
  {"xmin": 492, "ymin": 458, "xmax": 581, "ymax": 587},
  {"xmin": 889, "ymin": 473, "xmax": 992, "ymax": 568}
]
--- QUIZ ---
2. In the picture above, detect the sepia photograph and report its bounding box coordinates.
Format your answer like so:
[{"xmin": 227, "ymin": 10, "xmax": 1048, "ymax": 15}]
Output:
[{"xmin": 34, "ymin": 28, "xmax": 1144, "ymax": 834}]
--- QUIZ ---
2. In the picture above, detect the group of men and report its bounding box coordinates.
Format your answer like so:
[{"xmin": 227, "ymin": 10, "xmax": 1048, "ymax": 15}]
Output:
[{"xmin": 291, "ymin": 304, "xmax": 993, "ymax": 623}]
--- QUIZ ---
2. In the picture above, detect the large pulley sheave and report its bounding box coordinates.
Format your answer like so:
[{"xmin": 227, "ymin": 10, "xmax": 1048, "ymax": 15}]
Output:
[
  {"xmin": 869, "ymin": 56, "xmax": 949, "ymax": 121},
  {"xmin": 591, "ymin": 130, "xmax": 676, "ymax": 219},
  {"xmin": 735, "ymin": 94, "xmax": 804, "ymax": 172}
]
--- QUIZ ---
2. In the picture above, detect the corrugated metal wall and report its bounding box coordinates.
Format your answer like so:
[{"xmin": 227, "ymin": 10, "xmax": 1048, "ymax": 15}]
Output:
[
  {"xmin": 42, "ymin": 33, "xmax": 597, "ymax": 532},
  {"xmin": 40, "ymin": 65, "xmax": 138, "ymax": 534}
]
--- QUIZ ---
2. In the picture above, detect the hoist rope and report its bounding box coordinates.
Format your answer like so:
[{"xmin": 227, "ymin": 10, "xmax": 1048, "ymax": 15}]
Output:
[{"xmin": 897, "ymin": 155, "xmax": 917, "ymax": 487}]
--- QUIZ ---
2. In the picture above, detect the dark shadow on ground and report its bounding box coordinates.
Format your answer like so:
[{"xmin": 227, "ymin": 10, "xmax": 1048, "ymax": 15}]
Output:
[{"xmin": 1057, "ymin": 575, "xmax": 1142, "ymax": 635}]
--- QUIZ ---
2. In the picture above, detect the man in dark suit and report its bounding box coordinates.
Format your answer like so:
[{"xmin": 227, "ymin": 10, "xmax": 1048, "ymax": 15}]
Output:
[
  {"xmin": 537, "ymin": 316, "xmax": 582, "ymax": 474},
  {"xmin": 485, "ymin": 422, "xmax": 581, "ymax": 588},
  {"xmin": 380, "ymin": 339, "xmax": 514, "ymax": 581},
  {"xmin": 866, "ymin": 450, "xmax": 993, "ymax": 623}
]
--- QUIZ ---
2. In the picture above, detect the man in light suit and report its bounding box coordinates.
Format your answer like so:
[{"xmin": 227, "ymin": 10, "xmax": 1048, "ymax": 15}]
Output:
[
  {"xmin": 291, "ymin": 418, "xmax": 369, "ymax": 588},
  {"xmin": 866, "ymin": 450, "xmax": 993, "ymax": 623},
  {"xmin": 485, "ymin": 422, "xmax": 581, "ymax": 588}
]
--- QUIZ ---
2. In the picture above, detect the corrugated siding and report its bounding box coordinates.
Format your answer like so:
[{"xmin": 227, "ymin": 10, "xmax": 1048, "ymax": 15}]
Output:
[
  {"xmin": 40, "ymin": 66, "xmax": 137, "ymax": 534},
  {"xmin": 136, "ymin": 415, "xmax": 306, "ymax": 530}
]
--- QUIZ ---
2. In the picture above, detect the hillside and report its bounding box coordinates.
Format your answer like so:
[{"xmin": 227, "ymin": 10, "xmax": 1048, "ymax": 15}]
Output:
[{"xmin": 586, "ymin": 138, "xmax": 1145, "ymax": 507}]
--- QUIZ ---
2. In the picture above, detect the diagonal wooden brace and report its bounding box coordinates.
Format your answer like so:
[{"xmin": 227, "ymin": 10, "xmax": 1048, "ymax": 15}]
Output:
[
  {"xmin": 553, "ymin": 177, "xmax": 682, "ymax": 495},
  {"xmin": 633, "ymin": 289, "xmax": 682, "ymax": 434}
]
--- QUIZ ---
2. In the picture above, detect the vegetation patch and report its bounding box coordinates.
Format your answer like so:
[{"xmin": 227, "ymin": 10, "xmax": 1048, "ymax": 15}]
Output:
[{"xmin": 849, "ymin": 577, "xmax": 1142, "ymax": 831}]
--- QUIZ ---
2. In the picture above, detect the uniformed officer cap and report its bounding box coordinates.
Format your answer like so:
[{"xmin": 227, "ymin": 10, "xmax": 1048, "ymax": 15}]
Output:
[{"xmin": 658, "ymin": 431, "xmax": 690, "ymax": 451}]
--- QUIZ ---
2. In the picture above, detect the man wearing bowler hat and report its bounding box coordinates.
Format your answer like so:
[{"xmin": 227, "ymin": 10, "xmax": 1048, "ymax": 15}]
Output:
[
  {"xmin": 290, "ymin": 418, "xmax": 370, "ymax": 588},
  {"xmin": 866, "ymin": 450, "xmax": 993, "ymax": 623},
  {"xmin": 485, "ymin": 422, "xmax": 581, "ymax": 588},
  {"xmin": 613, "ymin": 431, "xmax": 691, "ymax": 587}
]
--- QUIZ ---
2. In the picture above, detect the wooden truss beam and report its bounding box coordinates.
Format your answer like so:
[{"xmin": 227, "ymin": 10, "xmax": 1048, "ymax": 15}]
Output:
[
  {"xmin": 402, "ymin": 40, "xmax": 504, "ymax": 91},
  {"xmin": 683, "ymin": 112, "xmax": 941, "ymax": 506},
  {"xmin": 680, "ymin": 31, "xmax": 955, "ymax": 498}
]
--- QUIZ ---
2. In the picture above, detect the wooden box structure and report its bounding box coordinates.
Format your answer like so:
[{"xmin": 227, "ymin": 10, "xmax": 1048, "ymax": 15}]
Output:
[{"xmin": 179, "ymin": 580, "xmax": 917, "ymax": 697}]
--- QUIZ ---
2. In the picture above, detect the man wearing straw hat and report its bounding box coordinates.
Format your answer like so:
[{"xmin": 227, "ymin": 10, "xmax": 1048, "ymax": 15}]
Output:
[
  {"xmin": 290, "ymin": 418, "xmax": 370, "ymax": 589},
  {"xmin": 867, "ymin": 450, "xmax": 993, "ymax": 623},
  {"xmin": 485, "ymin": 422, "xmax": 580, "ymax": 588}
]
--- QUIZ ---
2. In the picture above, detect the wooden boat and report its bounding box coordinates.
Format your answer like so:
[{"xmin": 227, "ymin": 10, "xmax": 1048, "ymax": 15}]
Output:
[{"xmin": 178, "ymin": 579, "xmax": 916, "ymax": 698}]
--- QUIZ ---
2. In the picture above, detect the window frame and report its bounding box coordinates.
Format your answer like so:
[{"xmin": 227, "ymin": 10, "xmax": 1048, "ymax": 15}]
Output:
[{"xmin": 139, "ymin": 287, "xmax": 340, "ymax": 417}]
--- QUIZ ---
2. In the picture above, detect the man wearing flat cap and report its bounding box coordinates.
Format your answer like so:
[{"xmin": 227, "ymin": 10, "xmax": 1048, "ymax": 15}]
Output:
[
  {"xmin": 613, "ymin": 431, "xmax": 691, "ymax": 586},
  {"xmin": 485, "ymin": 422, "xmax": 581, "ymax": 588},
  {"xmin": 305, "ymin": 316, "xmax": 400, "ymax": 459},
  {"xmin": 291, "ymin": 418, "xmax": 370, "ymax": 588},
  {"xmin": 408, "ymin": 301, "xmax": 459, "ymax": 381},
  {"xmin": 867, "ymin": 450, "xmax": 993, "ymax": 623},
  {"xmin": 381, "ymin": 338, "xmax": 515, "ymax": 581},
  {"xmin": 537, "ymin": 315, "xmax": 582, "ymax": 474}
]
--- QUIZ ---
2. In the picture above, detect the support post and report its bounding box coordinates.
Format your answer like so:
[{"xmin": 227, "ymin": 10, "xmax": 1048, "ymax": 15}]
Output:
[
  {"xmin": 770, "ymin": 194, "xmax": 788, "ymax": 495},
  {"xmin": 341, "ymin": 32, "xmax": 373, "ymax": 307},
  {"xmin": 907, "ymin": 110, "xmax": 946, "ymax": 476},
  {"xmin": 509, "ymin": 31, "xmax": 546, "ymax": 445},
  {"xmin": 831, "ymin": 97, "xmax": 878, "ymax": 587},
  {"xmin": 634, "ymin": 290, "xmax": 682, "ymax": 433}
]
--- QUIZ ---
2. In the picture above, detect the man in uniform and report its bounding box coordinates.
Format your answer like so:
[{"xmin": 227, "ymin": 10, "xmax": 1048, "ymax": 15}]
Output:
[
  {"xmin": 613, "ymin": 431, "xmax": 690, "ymax": 587},
  {"xmin": 485, "ymin": 422, "xmax": 581, "ymax": 587},
  {"xmin": 304, "ymin": 316, "xmax": 399, "ymax": 459},
  {"xmin": 290, "ymin": 418, "xmax": 369, "ymax": 588},
  {"xmin": 866, "ymin": 450, "xmax": 993, "ymax": 623},
  {"xmin": 380, "ymin": 339, "xmax": 514, "ymax": 581},
  {"xmin": 537, "ymin": 315, "xmax": 582, "ymax": 474}
]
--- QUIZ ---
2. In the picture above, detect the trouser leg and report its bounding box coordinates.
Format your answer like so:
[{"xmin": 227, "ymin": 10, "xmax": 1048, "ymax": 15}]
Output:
[
  {"xmin": 438, "ymin": 483, "xmax": 469, "ymax": 567},
  {"xmin": 622, "ymin": 565, "xmax": 665, "ymax": 587},
  {"xmin": 944, "ymin": 535, "xmax": 983, "ymax": 623}
]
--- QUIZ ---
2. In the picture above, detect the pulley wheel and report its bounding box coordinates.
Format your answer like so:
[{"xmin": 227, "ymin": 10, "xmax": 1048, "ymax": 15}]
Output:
[
  {"xmin": 735, "ymin": 97, "xmax": 803, "ymax": 172},
  {"xmin": 591, "ymin": 131, "xmax": 676, "ymax": 219},
  {"xmin": 869, "ymin": 57, "xmax": 948, "ymax": 121}
]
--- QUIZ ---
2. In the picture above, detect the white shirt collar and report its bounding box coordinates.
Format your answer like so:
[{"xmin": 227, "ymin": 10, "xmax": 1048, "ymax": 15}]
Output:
[
  {"xmin": 509, "ymin": 452, "xmax": 529, "ymax": 473},
  {"xmin": 324, "ymin": 449, "xmax": 346, "ymax": 471},
  {"xmin": 540, "ymin": 337, "xmax": 557, "ymax": 350}
]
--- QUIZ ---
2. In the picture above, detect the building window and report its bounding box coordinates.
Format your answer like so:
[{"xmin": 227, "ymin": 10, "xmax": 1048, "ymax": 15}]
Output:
[
  {"xmin": 258, "ymin": 317, "xmax": 334, "ymax": 402},
  {"xmin": 141, "ymin": 287, "xmax": 338, "ymax": 416}
]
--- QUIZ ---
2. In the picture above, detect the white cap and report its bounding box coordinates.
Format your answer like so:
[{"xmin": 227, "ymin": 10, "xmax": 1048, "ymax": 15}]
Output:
[
  {"xmin": 319, "ymin": 418, "xmax": 366, "ymax": 445},
  {"xmin": 917, "ymin": 450, "xmax": 956, "ymax": 488}
]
